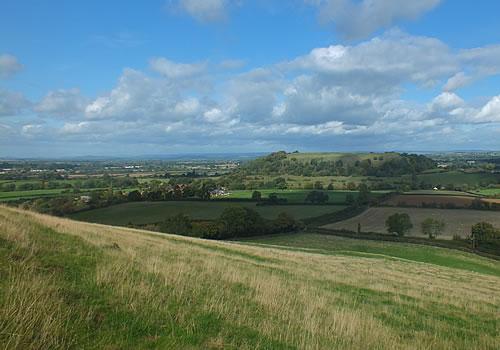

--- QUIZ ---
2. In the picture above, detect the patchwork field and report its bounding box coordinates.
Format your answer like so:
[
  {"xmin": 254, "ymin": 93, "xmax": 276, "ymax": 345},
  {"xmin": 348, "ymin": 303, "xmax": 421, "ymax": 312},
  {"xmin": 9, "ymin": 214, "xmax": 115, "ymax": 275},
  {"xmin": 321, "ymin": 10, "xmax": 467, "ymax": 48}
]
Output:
[
  {"xmin": 322, "ymin": 207, "xmax": 500, "ymax": 238},
  {"xmin": 70, "ymin": 201, "xmax": 346, "ymax": 225},
  {"xmin": 1, "ymin": 206, "xmax": 499, "ymax": 349},
  {"xmin": 383, "ymin": 194, "xmax": 500, "ymax": 207}
]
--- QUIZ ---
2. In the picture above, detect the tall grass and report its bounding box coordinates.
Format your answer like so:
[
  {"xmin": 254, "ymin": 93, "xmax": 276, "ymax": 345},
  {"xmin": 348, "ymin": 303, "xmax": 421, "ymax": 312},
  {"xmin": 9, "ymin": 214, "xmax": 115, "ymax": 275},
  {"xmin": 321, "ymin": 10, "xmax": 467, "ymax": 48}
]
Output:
[{"xmin": 0, "ymin": 206, "xmax": 499, "ymax": 349}]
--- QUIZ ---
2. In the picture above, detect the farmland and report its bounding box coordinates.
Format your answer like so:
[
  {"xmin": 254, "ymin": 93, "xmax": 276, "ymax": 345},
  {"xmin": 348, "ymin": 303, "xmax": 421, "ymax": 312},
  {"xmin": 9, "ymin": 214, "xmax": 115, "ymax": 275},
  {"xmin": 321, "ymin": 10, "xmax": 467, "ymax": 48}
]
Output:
[
  {"xmin": 225, "ymin": 189, "xmax": 388, "ymax": 203},
  {"xmin": 70, "ymin": 201, "xmax": 346, "ymax": 226},
  {"xmin": 416, "ymin": 171, "xmax": 499, "ymax": 187},
  {"xmin": 1, "ymin": 206, "xmax": 499, "ymax": 349},
  {"xmin": 322, "ymin": 207, "xmax": 500, "ymax": 238}
]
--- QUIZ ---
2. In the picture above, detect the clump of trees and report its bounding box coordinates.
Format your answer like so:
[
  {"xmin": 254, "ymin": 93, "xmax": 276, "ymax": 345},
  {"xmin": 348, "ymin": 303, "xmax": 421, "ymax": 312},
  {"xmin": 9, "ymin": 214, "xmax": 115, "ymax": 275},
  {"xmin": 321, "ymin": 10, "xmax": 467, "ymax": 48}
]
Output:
[
  {"xmin": 385, "ymin": 213, "xmax": 413, "ymax": 236},
  {"xmin": 421, "ymin": 218, "xmax": 445, "ymax": 239},
  {"xmin": 470, "ymin": 222, "xmax": 499, "ymax": 249},
  {"xmin": 305, "ymin": 191, "xmax": 329, "ymax": 204},
  {"xmin": 159, "ymin": 206, "xmax": 303, "ymax": 239}
]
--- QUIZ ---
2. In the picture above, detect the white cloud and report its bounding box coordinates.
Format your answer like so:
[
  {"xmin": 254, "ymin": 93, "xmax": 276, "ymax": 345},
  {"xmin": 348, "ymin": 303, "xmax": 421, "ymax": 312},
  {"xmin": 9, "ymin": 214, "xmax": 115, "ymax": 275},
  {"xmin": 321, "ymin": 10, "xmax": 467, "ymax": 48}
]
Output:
[
  {"xmin": 35, "ymin": 88, "xmax": 88, "ymax": 117},
  {"xmin": 14, "ymin": 31, "xmax": 500, "ymax": 154},
  {"xmin": 443, "ymin": 72, "xmax": 473, "ymax": 91},
  {"xmin": 0, "ymin": 89, "xmax": 29, "ymax": 116},
  {"xmin": 85, "ymin": 68, "xmax": 183, "ymax": 120},
  {"xmin": 173, "ymin": 0, "xmax": 229, "ymax": 23},
  {"xmin": 430, "ymin": 92, "xmax": 465, "ymax": 111},
  {"xmin": 309, "ymin": 0, "xmax": 442, "ymax": 40},
  {"xmin": 21, "ymin": 124, "xmax": 44, "ymax": 137},
  {"xmin": 0, "ymin": 54, "xmax": 23, "ymax": 79},
  {"xmin": 474, "ymin": 95, "xmax": 500, "ymax": 123},
  {"xmin": 150, "ymin": 57, "xmax": 207, "ymax": 79},
  {"xmin": 287, "ymin": 30, "xmax": 457, "ymax": 89}
]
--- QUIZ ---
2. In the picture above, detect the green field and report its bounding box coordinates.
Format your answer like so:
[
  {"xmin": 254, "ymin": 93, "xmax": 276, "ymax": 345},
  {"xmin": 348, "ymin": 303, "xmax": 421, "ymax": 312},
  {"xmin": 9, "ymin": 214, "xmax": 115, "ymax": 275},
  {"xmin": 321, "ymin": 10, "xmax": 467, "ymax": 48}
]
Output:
[
  {"xmin": 416, "ymin": 171, "xmax": 499, "ymax": 187},
  {"xmin": 70, "ymin": 201, "xmax": 346, "ymax": 225},
  {"xmin": 1, "ymin": 206, "xmax": 498, "ymax": 349},
  {"xmin": 239, "ymin": 233, "xmax": 500, "ymax": 276},
  {"xmin": 0, "ymin": 188, "xmax": 70, "ymax": 202},
  {"xmin": 225, "ymin": 189, "xmax": 388, "ymax": 203},
  {"xmin": 471, "ymin": 188, "xmax": 500, "ymax": 196}
]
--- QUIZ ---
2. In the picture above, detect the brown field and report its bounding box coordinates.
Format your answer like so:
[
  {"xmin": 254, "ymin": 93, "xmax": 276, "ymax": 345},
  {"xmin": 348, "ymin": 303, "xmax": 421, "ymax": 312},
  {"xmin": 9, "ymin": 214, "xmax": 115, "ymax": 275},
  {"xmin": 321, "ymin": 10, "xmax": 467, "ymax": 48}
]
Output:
[
  {"xmin": 383, "ymin": 194, "xmax": 499, "ymax": 207},
  {"xmin": 323, "ymin": 207, "xmax": 500, "ymax": 238}
]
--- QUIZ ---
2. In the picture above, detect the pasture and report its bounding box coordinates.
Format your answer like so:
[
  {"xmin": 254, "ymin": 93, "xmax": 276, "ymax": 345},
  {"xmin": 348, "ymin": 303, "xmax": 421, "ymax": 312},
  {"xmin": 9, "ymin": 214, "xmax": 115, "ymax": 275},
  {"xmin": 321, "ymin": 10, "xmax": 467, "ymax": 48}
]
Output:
[
  {"xmin": 1, "ymin": 206, "xmax": 498, "ymax": 349},
  {"xmin": 240, "ymin": 233, "xmax": 500, "ymax": 276},
  {"xmin": 416, "ymin": 170, "xmax": 499, "ymax": 187},
  {"xmin": 0, "ymin": 188, "xmax": 69, "ymax": 202},
  {"xmin": 225, "ymin": 189, "xmax": 388, "ymax": 203},
  {"xmin": 322, "ymin": 207, "xmax": 500, "ymax": 238},
  {"xmin": 70, "ymin": 201, "xmax": 346, "ymax": 225}
]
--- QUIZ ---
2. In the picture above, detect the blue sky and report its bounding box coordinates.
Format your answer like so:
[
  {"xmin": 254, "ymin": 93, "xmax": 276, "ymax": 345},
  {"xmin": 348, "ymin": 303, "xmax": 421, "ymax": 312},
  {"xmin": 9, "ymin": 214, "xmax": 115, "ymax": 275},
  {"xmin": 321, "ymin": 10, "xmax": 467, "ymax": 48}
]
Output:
[{"xmin": 1, "ymin": 0, "xmax": 500, "ymax": 157}]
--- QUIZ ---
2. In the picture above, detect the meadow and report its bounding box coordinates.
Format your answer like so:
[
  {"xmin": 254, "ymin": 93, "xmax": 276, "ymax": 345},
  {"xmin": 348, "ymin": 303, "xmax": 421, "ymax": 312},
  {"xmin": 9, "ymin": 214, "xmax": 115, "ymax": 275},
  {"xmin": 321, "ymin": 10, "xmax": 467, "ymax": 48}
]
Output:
[
  {"xmin": 471, "ymin": 188, "xmax": 500, "ymax": 196},
  {"xmin": 0, "ymin": 188, "xmax": 70, "ymax": 202},
  {"xmin": 416, "ymin": 171, "xmax": 499, "ymax": 187},
  {"xmin": 70, "ymin": 201, "xmax": 346, "ymax": 225},
  {"xmin": 1, "ymin": 206, "xmax": 498, "ymax": 349},
  {"xmin": 322, "ymin": 207, "xmax": 500, "ymax": 238},
  {"xmin": 225, "ymin": 189, "xmax": 388, "ymax": 203}
]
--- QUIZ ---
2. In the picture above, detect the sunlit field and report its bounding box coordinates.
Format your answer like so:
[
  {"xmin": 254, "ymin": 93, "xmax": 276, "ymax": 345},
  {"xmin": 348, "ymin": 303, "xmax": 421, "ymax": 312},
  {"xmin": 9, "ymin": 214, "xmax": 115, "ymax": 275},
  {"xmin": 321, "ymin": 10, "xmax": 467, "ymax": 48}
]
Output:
[{"xmin": 1, "ymin": 206, "xmax": 498, "ymax": 349}]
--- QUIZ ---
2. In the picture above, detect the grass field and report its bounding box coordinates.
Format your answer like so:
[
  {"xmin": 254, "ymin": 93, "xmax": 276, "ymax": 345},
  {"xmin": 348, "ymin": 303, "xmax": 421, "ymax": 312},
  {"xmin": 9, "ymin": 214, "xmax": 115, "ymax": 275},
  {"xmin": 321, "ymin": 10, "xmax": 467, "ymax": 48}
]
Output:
[
  {"xmin": 70, "ymin": 201, "xmax": 346, "ymax": 225},
  {"xmin": 0, "ymin": 188, "xmax": 69, "ymax": 202},
  {"xmin": 471, "ymin": 188, "xmax": 500, "ymax": 196},
  {"xmin": 239, "ymin": 233, "xmax": 500, "ymax": 276},
  {"xmin": 416, "ymin": 171, "xmax": 500, "ymax": 186},
  {"xmin": 1, "ymin": 206, "xmax": 498, "ymax": 349},
  {"xmin": 323, "ymin": 207, "xmax": 500, "ymax": 238},
  {"xmin": 225, "ymin": 189, "xmax": 389, "ymax": 203}
]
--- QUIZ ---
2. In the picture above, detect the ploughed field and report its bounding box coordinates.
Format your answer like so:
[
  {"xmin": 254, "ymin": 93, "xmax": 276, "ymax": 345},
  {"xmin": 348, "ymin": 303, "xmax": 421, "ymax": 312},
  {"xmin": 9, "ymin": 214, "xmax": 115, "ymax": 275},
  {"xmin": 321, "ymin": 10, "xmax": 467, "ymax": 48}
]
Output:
[
  {"xmin": 70, "ymin": 201, "xmax": 346, "ymax": 226},
  {"xmin": 1, "ymin": 206, "xmax": 499, "ymax": 349},
  {"xmin": 323, "ymin": 207, "xmax": 500, "ymax": 238},
  {"xmin": 383, "ymin": 194, "xmax": 500, "ymax": 207}
]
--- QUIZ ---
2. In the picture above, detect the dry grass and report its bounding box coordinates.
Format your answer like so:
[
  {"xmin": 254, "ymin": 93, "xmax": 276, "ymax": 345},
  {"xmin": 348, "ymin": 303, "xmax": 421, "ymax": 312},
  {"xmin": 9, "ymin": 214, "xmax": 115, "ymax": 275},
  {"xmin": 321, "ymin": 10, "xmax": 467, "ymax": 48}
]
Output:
[{"xmin": 0, "ymin": 206, "xmax": 499, "ymax": 349}]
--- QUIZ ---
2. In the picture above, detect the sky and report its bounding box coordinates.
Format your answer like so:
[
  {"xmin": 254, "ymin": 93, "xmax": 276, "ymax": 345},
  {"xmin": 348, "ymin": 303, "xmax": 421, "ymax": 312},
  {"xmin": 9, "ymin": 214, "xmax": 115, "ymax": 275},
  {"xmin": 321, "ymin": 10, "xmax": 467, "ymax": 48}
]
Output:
[{"xmin": 1, "ymin": 0, "xmax": 500, "ymax": 157}]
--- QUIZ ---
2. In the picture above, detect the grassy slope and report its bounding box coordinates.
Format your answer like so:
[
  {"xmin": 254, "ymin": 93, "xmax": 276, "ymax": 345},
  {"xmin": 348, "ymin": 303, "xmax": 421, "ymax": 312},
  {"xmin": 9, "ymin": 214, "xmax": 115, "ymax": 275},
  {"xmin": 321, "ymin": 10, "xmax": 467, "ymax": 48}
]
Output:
[
  {"xmin": 283, "ymin": 152, "xmax": 401, "ymax": 163},
  {"xmin": 240, "ymin": 233, "xmax": 500, "ymax": 277},
  {"xmin": 1, "ymin": 207, "xmax": 499, "ymax": 349},
  {"xmin": 69, "ymin": 201, "xmax": 346, "ymax": 226}
]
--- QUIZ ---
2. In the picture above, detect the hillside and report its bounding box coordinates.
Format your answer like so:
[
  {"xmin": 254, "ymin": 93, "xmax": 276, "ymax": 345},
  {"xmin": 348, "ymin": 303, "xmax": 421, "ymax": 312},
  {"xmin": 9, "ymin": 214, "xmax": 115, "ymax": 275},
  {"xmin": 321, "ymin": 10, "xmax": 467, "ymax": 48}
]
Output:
[
  {"xmin": 1, "ymin": 206, "xmax": 499, "ymax": 349},
  {"xmin": 237, "ymin": 151, "xmax": 436, "ymax": 177}
]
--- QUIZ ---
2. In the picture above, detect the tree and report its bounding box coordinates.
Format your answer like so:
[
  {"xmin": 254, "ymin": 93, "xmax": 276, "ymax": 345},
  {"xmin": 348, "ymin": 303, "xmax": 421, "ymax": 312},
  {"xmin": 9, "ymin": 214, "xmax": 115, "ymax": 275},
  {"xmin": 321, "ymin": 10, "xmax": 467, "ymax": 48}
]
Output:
[
  {"xmin": 386, "ymin": 213, "xmax": 413, "ymax": 236},
  {"xmin": 159, "ymin": 214, "xmax": 192, "ymax": 235},
  {"xmin": 357, "ymin": 183, "xmax": 371, "ymax": 205},
  {"xmin": 127, "ymin": 190, "xmax": 142, "ymax": 202},
  {"xmin": 251, "ymin": 190, "xmax": 262, "ymax": 201},
  {"xmin": 313, "ymin": 181, "xmax": 323, "ymax": 190},
  {"xmin": 218, "ymin": 206, "xmax": 264, "ymax": 239},
  {"xmin": 305, "ymin": 191, "xmax": 329, "ymax": 204},
  {"xmin": 421, "ymin": 218, "xmax": 445, "ymax": 239},
  {"xmin": 470, "ymin": 222, "xmax": 498, "ymax": 249},
  {"xmin": 327, "ymin": 183, "xmax": 334, "ymax": 190}
]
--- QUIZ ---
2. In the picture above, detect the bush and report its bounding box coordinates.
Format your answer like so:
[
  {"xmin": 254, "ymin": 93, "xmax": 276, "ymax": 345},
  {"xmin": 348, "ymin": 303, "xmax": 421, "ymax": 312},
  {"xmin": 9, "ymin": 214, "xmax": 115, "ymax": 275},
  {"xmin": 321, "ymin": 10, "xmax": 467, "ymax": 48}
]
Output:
[{"xmin": 386, "ymin": 213, "xmax": 413, "ymax": 236}]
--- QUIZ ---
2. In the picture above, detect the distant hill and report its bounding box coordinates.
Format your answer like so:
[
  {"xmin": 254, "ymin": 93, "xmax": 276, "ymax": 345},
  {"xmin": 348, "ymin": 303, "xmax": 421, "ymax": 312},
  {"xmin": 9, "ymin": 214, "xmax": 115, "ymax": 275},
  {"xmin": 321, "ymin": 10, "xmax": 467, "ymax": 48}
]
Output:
[
  {"xmin": 1, "ymin": 206, "xmax": 498, "ymax": 349},
  {"xmin": 238, "ymin": 151, "xmax": 436, "ymax": 177}
]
